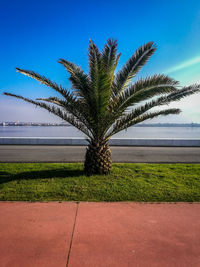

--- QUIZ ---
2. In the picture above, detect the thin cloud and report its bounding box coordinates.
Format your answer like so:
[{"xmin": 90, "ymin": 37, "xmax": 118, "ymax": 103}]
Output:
[{"xmin": 166, "ymin": 56, "xmax": 200, "ymax": 74}]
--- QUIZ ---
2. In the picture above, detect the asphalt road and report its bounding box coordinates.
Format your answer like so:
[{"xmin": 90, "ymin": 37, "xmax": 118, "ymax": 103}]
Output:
[{"xmin": 0, "ymin": 145, "xmax": 200, "ymax": 163}]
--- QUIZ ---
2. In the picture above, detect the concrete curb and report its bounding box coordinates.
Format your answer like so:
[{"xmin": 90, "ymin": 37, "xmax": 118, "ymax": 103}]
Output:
[{"xmin": 0, "ymin": 137, "xmax": 200, "ymax": 146}]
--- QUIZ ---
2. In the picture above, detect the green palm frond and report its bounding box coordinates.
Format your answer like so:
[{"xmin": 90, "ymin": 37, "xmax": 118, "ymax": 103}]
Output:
[
  {"xmin": 163, "ymin": 84, "xmax": 200, "ymax": 102},
  {"xmin": 37, "ymin": 96, "xmax": 93, "ymax": 131},
  {"xmin": 105, "ymin": 108, "xmax": 181, "ymax": 139},
  {"xmin": 132, "ymin": 83, "xmax": 200, "ymax": 114},
  {"xmin": 88, "ymin": 39, "xmax": 111, "ymax": 118},
  {"xmin": 133, "ymin": 74, "xmax": 179, "ymax": 93},
  {"xmin": 102, "ymin": 38, "xmax": 121, "ymax": 78},
  {"xmin": 58, "ymin": 59, "xmax": 90, "ymax": 99},
  {"xmin": 36, "ymin": 97, "xmax": 64, "ymax": 106},
  {"xmin": 16, "ymin": 68, "xmax": 73, "ymax": 100},
  {"xmin": 3, "ymin": 92, "xmax": 92, "ymax": 138},
  {"xmin": 111, "ymin": 74, "xmax": 179, "ymax": 113},
  {"xmin": 106, "ymin": 83, "xmax": 200, "ymax": 138},
  {"xmin": 114, "ymin": 42, "xmax": 156, "ymax": 95},
  {"xmin": 102, "ymin": 38, "xmax": 117, "ymax": 71}
]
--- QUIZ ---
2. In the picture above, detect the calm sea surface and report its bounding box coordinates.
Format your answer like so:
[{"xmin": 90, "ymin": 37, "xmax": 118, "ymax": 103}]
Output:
[{"xmin": 0, "ymin": 126, "xmax": 200, "ymax": 139}]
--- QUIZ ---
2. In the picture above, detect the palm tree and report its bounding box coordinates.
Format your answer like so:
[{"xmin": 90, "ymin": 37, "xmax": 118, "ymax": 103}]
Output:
[{"xmin": 4, "ymin": 39, "xmax": 200, "ymax": 175}]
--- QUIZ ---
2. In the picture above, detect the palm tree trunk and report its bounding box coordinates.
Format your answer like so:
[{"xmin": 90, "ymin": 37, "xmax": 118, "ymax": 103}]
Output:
[{"xmin": 84, "ymin": 142, "xmax": 112, "ymax": 175}]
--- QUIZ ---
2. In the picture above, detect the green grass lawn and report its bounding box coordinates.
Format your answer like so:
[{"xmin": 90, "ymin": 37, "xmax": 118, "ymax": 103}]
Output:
[{"xmin": 0, "ymin": 163, "xmax": 200, "ymax": 202}]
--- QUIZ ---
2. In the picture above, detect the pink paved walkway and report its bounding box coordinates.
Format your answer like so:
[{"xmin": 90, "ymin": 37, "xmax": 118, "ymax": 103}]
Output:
[{"xmin": 0, "ymin": 202, "xmax": 200, "ymax": 267}]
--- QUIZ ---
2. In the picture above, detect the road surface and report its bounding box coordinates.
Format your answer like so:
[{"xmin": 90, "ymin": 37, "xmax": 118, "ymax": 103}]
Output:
[{"xmin": 0, "ymin": 145, "xmax": 200, "ymax": 163}]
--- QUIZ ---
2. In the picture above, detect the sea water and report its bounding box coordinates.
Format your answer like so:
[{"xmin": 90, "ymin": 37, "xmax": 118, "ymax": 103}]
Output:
[{"xmin": 0, "ymin": 126, "xmax": 200, "ymax": 139}]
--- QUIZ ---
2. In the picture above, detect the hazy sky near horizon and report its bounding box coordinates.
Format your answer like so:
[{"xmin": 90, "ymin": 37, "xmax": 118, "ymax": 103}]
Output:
[{"xmin": 1, "ymin": 0, "xmax": 200, "ymax": 123}]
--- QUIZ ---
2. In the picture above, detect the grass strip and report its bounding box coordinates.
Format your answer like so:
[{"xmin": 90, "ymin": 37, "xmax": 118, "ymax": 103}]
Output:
[{"xmin": 0, "ymin": 163, "xmax": 200, "ymax": 202}]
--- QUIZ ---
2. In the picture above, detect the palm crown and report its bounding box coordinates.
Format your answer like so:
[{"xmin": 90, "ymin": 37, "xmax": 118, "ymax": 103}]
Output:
[{"xmin": 4, "ymin": 38, "xmax": 200, "ymax": 175}]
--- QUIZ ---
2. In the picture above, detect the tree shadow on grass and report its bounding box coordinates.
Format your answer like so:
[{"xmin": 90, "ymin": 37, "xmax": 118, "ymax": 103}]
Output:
[{"xmin": 0, "ymin": 168, "xmax": 84, "ymax": 185}]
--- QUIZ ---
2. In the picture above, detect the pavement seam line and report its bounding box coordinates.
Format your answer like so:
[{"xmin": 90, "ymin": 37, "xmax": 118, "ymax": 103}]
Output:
[{"xmin": 66, "ymin": 202, "xmax": 79, "ymax": 267}]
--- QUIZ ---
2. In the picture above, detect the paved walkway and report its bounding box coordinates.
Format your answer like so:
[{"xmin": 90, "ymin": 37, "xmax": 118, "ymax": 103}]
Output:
[
  {"xmin": 1, "ymin": 145, "xmax": 200, "ymax": 163},
  {"xmin": 0, "ymin": 202, "xmax": 200, "ymax": 267}
]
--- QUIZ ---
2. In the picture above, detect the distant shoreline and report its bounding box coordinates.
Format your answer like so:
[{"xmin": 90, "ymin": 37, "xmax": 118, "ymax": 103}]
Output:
[{"xmin": 1, "ymin": 123, "xmax": 200, "ymax": 127}]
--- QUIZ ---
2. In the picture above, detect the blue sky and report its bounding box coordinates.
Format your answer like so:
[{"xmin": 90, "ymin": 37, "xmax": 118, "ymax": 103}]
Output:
[{"xmin": 1, "ymin": 0, "xmax": 200, "ymax": 123}]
